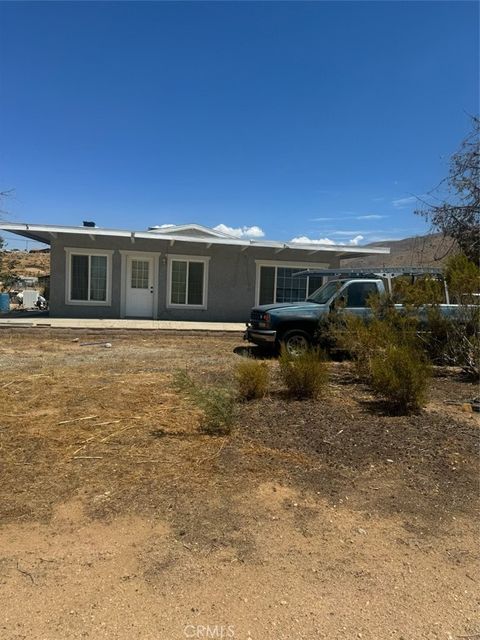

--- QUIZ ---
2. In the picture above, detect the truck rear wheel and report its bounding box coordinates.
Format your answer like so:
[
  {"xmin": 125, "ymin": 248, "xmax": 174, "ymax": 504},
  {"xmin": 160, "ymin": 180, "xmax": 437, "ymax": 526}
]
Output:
[{"xmin": 280, "ymin": 330, "xmax": 312, "ymax": 356}]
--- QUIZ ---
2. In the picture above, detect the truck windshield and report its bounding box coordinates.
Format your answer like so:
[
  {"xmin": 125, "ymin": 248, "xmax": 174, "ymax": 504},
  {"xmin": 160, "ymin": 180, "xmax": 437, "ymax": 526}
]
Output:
[{"xmin": 307, "ymin": 281, "xmax": 343, "ymax": 304}]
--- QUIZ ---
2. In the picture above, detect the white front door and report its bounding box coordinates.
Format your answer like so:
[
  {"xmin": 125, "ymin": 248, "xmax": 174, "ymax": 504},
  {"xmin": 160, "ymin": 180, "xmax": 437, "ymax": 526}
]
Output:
[{"xmin": 125, "ymin": 256, "xmax": 154, "ymax": 317}]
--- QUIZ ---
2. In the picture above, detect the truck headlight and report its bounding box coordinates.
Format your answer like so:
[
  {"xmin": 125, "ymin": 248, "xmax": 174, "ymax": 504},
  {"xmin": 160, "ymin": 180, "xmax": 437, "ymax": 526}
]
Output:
[{"xmin": 259, "ymin": 313, "xmax": 271, "ymax": 328}]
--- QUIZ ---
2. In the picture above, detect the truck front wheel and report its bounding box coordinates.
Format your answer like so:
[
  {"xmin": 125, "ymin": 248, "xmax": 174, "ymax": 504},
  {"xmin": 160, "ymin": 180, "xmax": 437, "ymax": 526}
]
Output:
[{"xmin": 279, "ymin": 329, "xmax": 312, "ymax": 356}]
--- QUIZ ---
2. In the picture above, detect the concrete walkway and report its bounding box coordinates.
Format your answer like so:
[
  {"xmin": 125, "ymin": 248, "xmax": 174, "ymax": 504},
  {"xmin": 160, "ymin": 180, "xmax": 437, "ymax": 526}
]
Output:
[{"xmin": 0, "ymin": 316, "xmax": 245, "ymax": 332}]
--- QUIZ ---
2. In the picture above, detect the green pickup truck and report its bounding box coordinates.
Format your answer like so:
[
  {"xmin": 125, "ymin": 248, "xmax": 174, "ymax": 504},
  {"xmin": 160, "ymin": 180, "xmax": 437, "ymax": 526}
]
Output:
[{"xmin": 244, "ymin": 267, "xmax": 469, "ymax": 354}]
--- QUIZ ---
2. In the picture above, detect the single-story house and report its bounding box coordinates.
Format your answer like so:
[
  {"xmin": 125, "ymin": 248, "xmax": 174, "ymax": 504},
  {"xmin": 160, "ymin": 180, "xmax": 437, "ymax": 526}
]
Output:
[{"xmin": 1, "ymin": 222, "xmax": 390, "ymax": 321}]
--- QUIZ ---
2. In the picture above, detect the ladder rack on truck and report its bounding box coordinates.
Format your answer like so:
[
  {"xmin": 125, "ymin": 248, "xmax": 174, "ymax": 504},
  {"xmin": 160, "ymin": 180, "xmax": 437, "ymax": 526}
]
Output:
[{"xmin": 293, "ymin": 267, "xmax": 449, "ymax": 302}]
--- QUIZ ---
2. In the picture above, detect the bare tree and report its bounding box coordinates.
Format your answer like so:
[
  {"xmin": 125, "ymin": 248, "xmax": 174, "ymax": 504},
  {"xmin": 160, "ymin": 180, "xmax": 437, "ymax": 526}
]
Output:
[
  {"xmin": 0, "ymin": 189, "xmax": 15, "ymax": 270},
  {"xmin": 415, "ymin": 116, "xmax": 480, "ymax": 263}
]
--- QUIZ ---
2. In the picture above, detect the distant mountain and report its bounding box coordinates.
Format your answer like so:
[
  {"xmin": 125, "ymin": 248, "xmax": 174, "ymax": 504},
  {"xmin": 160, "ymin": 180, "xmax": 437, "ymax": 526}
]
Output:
[
  {"xmin": 0, "ymin": 249, "xmax": 50, "ymax": 276},
  {"xmin": 343, "ymin": 233, "xmax": 458, "ymax": 269}
]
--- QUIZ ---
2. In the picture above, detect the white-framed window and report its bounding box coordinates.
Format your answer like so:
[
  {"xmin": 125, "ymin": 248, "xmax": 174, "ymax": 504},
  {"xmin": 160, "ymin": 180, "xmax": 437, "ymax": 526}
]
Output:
[
  {"xmin": 166, "ymin": 255, "xmax": 209, "ymax": 309},
  {"xmin": 65, "ymin": 248, "xmax": 113, "ymax": 305},
  {"xmin": 255, "ymin": 261, "xmax": 326, "ymax": 306}
]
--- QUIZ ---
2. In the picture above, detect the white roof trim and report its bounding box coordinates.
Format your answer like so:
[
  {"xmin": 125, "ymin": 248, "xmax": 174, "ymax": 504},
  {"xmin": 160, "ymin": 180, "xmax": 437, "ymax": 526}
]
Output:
[{"xmin": 0, "ymin": 223, "xmax": 391, "ymax": 256}]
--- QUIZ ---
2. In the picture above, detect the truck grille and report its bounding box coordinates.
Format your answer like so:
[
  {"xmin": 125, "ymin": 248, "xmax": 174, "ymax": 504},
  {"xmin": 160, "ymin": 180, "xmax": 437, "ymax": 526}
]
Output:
[{"xmin": 250, "ymin": 309, "xmax": 262, "ymax": 327}]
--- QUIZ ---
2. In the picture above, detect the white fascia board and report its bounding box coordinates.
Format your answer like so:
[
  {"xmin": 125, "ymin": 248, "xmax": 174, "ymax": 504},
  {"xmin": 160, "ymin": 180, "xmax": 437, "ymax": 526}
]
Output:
[
  {"xmin": 283, "ymin": 243, "xmax": 390, "ymax": 255},
  {"xmin": 0, "ymin": 223, "xmax": 390, "ymax": 255},
  {"xmin": 285, "ymin": 243, "xmax": 391, "ymax": 255}
]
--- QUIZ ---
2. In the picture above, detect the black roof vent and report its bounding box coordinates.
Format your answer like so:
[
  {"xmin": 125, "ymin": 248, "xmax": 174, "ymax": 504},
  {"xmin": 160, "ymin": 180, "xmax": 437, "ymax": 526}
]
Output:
[{"xmin": 83, "ymin": 221, "xmax": 96, "ymax": 228}]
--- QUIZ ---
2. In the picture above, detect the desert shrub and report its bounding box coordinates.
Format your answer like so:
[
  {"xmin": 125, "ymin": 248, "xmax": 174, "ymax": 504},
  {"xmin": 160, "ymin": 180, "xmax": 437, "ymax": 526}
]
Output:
[
  {"xmin": 448, "ymin": 331, "xmax": 480, "ymax": 380},
  {"xmin": 327, "ymin": 303, "xmax": 420, "ymax": 381},
  {"xmin": 445, "ymin": 253, "xmax": 480, "ymax": 304},
  {"xmin": 392, "ymin": 275, "xmax": 445, "ymax": 305},
  {"xmin": 173, "ymin": 369, "xmax": 193, "ymax": 393},
  {"xmin": 405, "ymin": 285, "xmax": 479, "ymax": 379},
  {"xmin": 195, "ymin": 386, "xmax": 235, "ymax": 435},
  {"xmin": 235, "ymin": 358, "xmax": 269, "ymax": 400},
  {"xmin": 421, "ymin": 305, "xmax": 480, "ymax": 379},
  {"xmin": 329, "ymin": 315, "xmax": 384, "ymax": 379},
  {"xmin": 370, "ymin": 344, "xmax": 431, "ymax": 414},
  {"xmin": 419, "ymin": 306, "xmax": 453, "ymax": 362},
  {"xmin": 278, "ymin": 347, "xmax": 328, "ymax": 399},
  {"xmin": 173, "ymin": 370, "xmax": 235, "ymax": 435},
  {"xmin": 0, "ymin": 255, "xmax": 19, "ymax": 293}
]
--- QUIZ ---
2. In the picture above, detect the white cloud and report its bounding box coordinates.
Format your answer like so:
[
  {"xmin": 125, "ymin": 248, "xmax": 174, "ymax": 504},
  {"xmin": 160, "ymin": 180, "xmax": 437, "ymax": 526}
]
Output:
[
  {"xmin": 214, "ymin": 223, "xmax": 265, "ymax": 238},
  {"xmin": 290, "ymin": 235, "xmax": 364, "ymax": 246},
  {"xmin": 309, "ymin": 214, "xmax": 386, "ymax": 221},
  {"xmin": 290, "ymin": 236, "xmax": 336, "ymax": 245},
  {"xmin": 392, "ymin": 196, "xmax": 417, "ymax": 209}
]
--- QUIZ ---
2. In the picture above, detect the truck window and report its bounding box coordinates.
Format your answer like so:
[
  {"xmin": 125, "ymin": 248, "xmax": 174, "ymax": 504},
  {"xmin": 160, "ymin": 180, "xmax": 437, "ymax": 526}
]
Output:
[
  {"xmin": 307, "ymin": 280, "xmax": 343, "ymax": 304},
  {"xmin": 344, "ymin": 282, "xmax": 378, "ymax": 307}
]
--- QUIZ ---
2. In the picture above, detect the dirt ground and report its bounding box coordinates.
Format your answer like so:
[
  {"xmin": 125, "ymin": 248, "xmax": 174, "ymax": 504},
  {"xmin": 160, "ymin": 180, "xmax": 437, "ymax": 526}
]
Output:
[{"xmin": 0, "ymin": 328, "xmax": 478, "ymax": 640}]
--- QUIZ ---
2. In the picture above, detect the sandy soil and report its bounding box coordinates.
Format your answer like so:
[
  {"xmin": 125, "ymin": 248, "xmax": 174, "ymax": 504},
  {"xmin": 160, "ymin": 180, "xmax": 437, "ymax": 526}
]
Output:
[{"xmin": 0, "ymin": 328, "xmax": 478, "ymax": 640}]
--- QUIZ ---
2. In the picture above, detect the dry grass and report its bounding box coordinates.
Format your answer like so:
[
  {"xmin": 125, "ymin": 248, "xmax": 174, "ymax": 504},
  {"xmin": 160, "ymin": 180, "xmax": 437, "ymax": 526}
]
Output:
[
  {"xmin": 0, "ymin": 329, "xmax": 238, "ymax": 522},
  {"xmin": 0, "ymin": 327, "xmax": 478, "ymax": 528}
]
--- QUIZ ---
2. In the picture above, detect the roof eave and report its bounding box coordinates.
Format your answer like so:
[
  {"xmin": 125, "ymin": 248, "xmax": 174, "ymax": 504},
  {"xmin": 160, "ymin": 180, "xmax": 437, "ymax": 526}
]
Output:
[{"xmin": 0, "ymin": 223, "xmax": 390, "ymax": 255}]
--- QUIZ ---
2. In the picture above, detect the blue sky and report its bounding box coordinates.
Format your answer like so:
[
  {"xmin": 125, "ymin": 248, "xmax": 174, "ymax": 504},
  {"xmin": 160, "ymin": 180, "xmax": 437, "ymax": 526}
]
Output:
[{"xmin": 0, "ymin": 1, "xmax": 478, "ymax": 249}]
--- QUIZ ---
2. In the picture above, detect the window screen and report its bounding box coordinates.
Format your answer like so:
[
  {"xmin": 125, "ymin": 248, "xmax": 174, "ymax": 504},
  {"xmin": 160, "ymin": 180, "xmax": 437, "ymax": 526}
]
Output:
[
  {"xmin": 171, "ymin": 261, "xmax": 187, "ymax": 304},
  {"xmin": 170, "ymin": 260, "xmax": 205, "ymax": 305},
  {"xmin": 187, "ymin": 262, "xmax": 204, "ymax": 305},
  {"xmin": 259, "ymin": 266, "xmax": 275, "ymax": 305},
  {"xmin": 90, "ymin": 256, "xmax": 107, "ymax": 300},
  {"xmin": 71, "ymin": 255, "xmax": 89, "ymax": 300},
  {"xmin": 70, "ymin": 254, "xmax": 107, "ymax": 302}
]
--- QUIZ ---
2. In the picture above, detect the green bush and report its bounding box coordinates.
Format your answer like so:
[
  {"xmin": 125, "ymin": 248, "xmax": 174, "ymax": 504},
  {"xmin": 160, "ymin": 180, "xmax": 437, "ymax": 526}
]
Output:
[
  {"xmin": 278, "ymin": 347, "xmax": 328, "ymax": 399},
  {"xmin": 173, "ymin": 369, "xmax": 194, "ymax": 393},
  {"xmin": 173, "ymin": 370, "xmax": 235, "ymax": 435},
  {"xmin": 391, "ymin": 275, "xmax": 445, "ymax": 305},
  {"xmin": 370, "ymin": 344, "xmax": 431, "ymax": 413},
  {"xmin": 195, "ymin": 386, "xmax": 235, "ymax": 435},
  {"xmin": 235, "ymin": 358, "xmax": 269, "ymax": 400},
  {"xmin": 445, "ymin": 253, "xmax": 480, "ymax": 304},
  {"xmin": 327, "ymin": 307, "xmax": 419, "ymax": 381}
]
